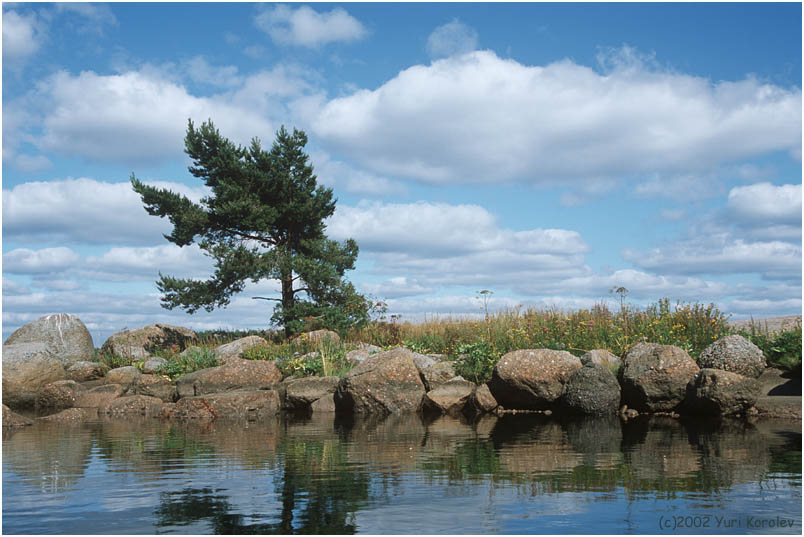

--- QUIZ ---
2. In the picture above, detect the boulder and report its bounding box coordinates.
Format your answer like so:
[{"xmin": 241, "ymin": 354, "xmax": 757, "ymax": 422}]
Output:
[
  {"xmin": 488, "ymin": 349, "xmax": 582, "ymax": 410},
  {"xmin": 66, "ymin": 361, "xmax": 108, "ymax": 382},
  {"xmin": 685, "ymin": 368, "xmax": 761, "ymax": 416},
  {"xmin": 130, "ymin": 374, "xmax": 176, "ymax": 402},
  {"xmin": 697, "ymin": 335, "xmax": 766, "ymax": 379},
  {"xmin": 172, "ymin": 390, "xmax": 281, "ymax": 420},
  {"xmin": 4, "ymin": 313, "xmax": 94, "ymax": 366},
  {"xmin": 294, "ymin": 329, "xmax": 340, "ymax": 346},
  {"xmin": 35, "ymin": 380, "xmax": 83, "ymax": 411},
  {"xmin": 346, "ymin": 349, "xmax": 371, "ymax": 365},
  {"xmin": 619, "ymin": 343, "xmax": 700, "ymax": 412},
  {"xmin": 2, "ymin": 342, "xmax": 66, "ymax": 409},
  {"xmin": 175, "ymin": 358, "xmax": 283, "ymax": 398},
  {"xmin": 411, "ymin": 351, "xmax": 437, "ymax": 373},
  {"xmin": 37, "ymin": 407, "xmax": 98, "ymax": 423},
  {"xmin": 2, "ymin": 404, "xmax": 33, "ymax": 427},
  {"xmin": 580, "ymin": 349, "xmax": 621, "ymax": 369},
  {"xmin": 142, "ymin": 357, "xmax": 168, "ymax": 374},
  {"xmin": 355, "ymin": 342, "xmax": 382, "ymax": 353},
  {"xmin": 103, "ymin": 395, "xmax": 164, "ymax": 417},
  {"xmin": 422, "ymin": 377, "xmax": 475, "ymax": 417},
  {"xmin": 465, "ymin": 383, "xmax": 499, "ymax": 415},
  {"xmin": 421, "ymin": 362, "xmax": 458, "ymax": 391},
  {"xmin": 282, "ymin": 376, "xmax": 338, "ymax": 412},
  {"xmin": 335, "ymin": 347, "xmax": 426, "ymax": 415},
  {"xmin": 214, "ymin": 336, "xmax": 268, "ymax": 364},
  {"xmin": 560, "ymin": 363, "xmax": 621, "ymax": 415},
  {"xmin": 104, "ymin": 366, "xmax": 141, "ymax": 389},
  {"xmin": 100, "ymin": 323, "xmax": 197, "ymax": 362},
  {"xmin": 75, "ymin": 384, "xmax": 125, "ymax": 409}
]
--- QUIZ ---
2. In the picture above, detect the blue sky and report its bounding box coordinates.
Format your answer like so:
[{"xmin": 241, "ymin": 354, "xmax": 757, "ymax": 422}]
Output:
[{"xmin": 2, "ymin": 2, "xmax": 802, "ymax": 345}]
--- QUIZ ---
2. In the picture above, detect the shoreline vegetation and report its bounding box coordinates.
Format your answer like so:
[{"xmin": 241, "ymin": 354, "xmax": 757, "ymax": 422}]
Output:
[{"xmin": 108, "ymin": 299, "xmax": 800, "ymax": 384}]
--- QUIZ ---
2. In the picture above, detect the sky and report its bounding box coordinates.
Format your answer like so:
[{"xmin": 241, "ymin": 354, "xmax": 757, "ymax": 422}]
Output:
[{"xmin": 2, "ymin": 2, "xmax": 802, "ymax": 346}]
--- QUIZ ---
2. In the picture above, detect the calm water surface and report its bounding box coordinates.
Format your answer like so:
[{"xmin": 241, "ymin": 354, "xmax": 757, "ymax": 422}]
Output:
[{"xmin": 2, "ymin": 413, "xmax": 801, "ymax": 534}]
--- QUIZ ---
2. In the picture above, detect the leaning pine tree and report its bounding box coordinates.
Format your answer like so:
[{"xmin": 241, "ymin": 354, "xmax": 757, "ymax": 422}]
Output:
[{"xmin": 131, "ymin": 119, "xmax": 369, "ymax": 338}]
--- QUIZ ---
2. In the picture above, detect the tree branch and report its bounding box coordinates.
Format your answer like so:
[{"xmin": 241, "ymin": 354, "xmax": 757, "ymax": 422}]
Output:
[
  {"xmin": 252, "ymin": 296, "xmax": 282, "ymax": 302},
  {"xmin": 292, "ymin": 287, "xmax": 310, "ymax": 295}
]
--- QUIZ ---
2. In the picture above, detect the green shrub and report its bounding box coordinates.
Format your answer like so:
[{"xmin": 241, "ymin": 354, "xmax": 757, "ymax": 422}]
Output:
[
  {"xmin": 453, "ymin": 341, "xmax": 499, "ymax": 385},
  {"xmin": 742, "ymin": 324, "xmax": 802, "ymax": 374},
  {"xmin": 156, "ymin": 347, "xmax": 218, "ymax": 380},
  {"xmin": 99, "ymin": 352, "xmax": 130, "ymax": 370}
]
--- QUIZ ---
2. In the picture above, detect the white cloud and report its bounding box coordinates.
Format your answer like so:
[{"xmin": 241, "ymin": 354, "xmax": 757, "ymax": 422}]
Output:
[
  {"xmin": 53, "ymin": 3, "xmax": 118, "ymax": 33},
  {"xmin": 83, "ymin": 244, "xmax": 213, "ymax": 282},
  {"xmin": 2, "ymin": 9, "xmax": 44, "ymax": 64},
  {"xmin": 312, "ymin": 50, "xmax": 801, "ymax": 185},
  {"xmin": 311, "ymin": 151, "xmax": 408, "ymax": 197},
  {"xmin": 255, "ymin": 4, "xmax": 367, "ymax": 48},
  {"xmin": 2, "ymin": 279, "xmax": 31, "ymax": 297},
  {"xmin": 426, "ymin": 19, "xmax": 479, "ymax": 59},
  {"xmin": 2, "ymin": 178, "xmax": 207, "ymax": 245},
  {"xmin": 624, "ymin": 237, "xmax": 801, "ymax": 281},
  {"xmin": 726, "ymin": 182, "xmax": 801, "ymax": 225},
  {"xmin": 3, "ymin": 247, "xmax": 80, "ymax": 274},
  {"xmin": 659, "ymin": 209, "xmax": 687, "ymax": 221},
  {"xmin": 183, "ymin": 56, "xmax": 242, "ymax": 88},
  {"xmin": 29, "ymin": 69, "xmax": 274, "ymax": 163}
]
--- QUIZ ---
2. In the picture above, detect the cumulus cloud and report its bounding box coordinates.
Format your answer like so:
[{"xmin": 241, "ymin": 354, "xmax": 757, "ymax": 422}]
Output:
[
  {"xmin": 2, "ymin": 9, "xmax": 44, "ymax": 64},
  {"xmin": 2, "ymin": 178, "xmax": 207, "ymax": 245},
  {"xmin": 426, "ymin": 19, "xmax": 479, "ymax": 58},
  {"xmin": 312, "ymin": 50, "xmax": 801, "ymax": 185},
  {"xmin": 255, "ymin": 4, "xmax": 367, "ymax": 48},
  {"xmin": 3, "ymin": 247, "xmax": 80, "ymax": 274},
  {"xmin": 726, "ymin": 182, "xmax": 801, "ymax": 225},
  {"xmin": 28, "ymin": 69, "xmax": 275, "ymax": 163},
  {"xmin": 83, "ymin": 244, "xmax": 213, "ymax": 282},
  {"xmin": 310, "ymin": 151, "xmax": 407, "ymax": 197}
]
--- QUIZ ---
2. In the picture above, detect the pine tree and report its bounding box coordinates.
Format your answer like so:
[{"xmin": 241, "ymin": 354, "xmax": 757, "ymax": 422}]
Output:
[{"xmin": 131, "ymin": 119, "xmax": 368, "ymax": 338}]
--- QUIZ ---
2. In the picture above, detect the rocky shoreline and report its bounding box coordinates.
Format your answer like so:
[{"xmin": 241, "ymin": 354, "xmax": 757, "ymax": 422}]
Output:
[{"xmin": 3, "ymin": 315, "xmax": 801, "ymax": 428}]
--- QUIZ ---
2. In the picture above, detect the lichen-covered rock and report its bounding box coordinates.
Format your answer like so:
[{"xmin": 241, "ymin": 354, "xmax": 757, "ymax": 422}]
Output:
[
  {"xmin": 346, "ymin": 349, "xmax": 371, "ymax": 365},
  {"xmin": 103, "ymin": 395, "xmax": 164, "ymax": 417},
  {"xmin": 619, "ymin": 343, "xmax": 700, "ymax": 412},
  {"xmin": 422, "ymin": 377, "xmax": 475, "ymax": 417},
  {"xmin": 465, "ymin": 383, "xmax": 499, "ymax": 415},
  {"xmin": 104, "ymin": 366, "xmax": 141, "ymax": 389},
  {"xmin": 100, "ymin": 323, "xmax": 197, "ymax": 363},
  {"xmin": 2, "ymin": 404, "xmax": 33, "ymax": 427},
  {"xmin": 421, "ymin": 362, "xmax": 457, "ymax": 391},
  {"xmin": 560, "ymin": 363, "xmax": 621, "ymax": 415},
  {"xmin": 37, "ymin": 407, "xmax": 98, "ymax": 423},
  {"xmin": 2, "ymin": 342, "xmax": 66, "ymax": 409},
  {"xmin": 294, "ymin": 329, "xmax": 340, "ymax": 345},
  {"xmin": 410, "ymin": 351, "xmax": 437, "ymax": 373},
  {"xmin": 685, "ymin": 368, "xmax": 761, "ymax": 416},
  {"xmin": 488, "ymin": 349, "xmax": 582, "ymax": 410},
  {"xmin": 35, "ymin": 380, "xmax": 83, "ymax": 411},
  {"xmin": 75, "ymin": 384, "xmax": 125, "ymax": 409},
  {"xmin": 4, "ymin": 314, "xmax": 94, "ymax": 366},
  {"xmin": 580, "ymin": 349, "xmax": 621, "ymax": 369},
  {"xmin": 282, "ymin": 376, "xmax": 338, "ymax": 412},
  {"xmin": 141, "ymin": 357, "xmax": 168, "ymax": 374},
  {"xmin": 66, "ymin": 361, "xmax": 108, "ymax": 382},
  {"xmin": 130, "ymin": 374, "xmax": 176, "ymax": 402},
  {"xmin": 335, "ymin": 347, "xmax": 426, "ymax": 415},
  {"xmin": 175, "ymin": 359, "xmax": 283, "ymax": 398},
  {"xmin": 172, "ymin": 390, "xmax": 281, "ymax": 420},
  {"xmin": 698, "ymin": 335, "xmax": 767, "ymax": 379},
  {"xmin": 214, "ymin": 336, "xmax": 268, "ymax": 364}
]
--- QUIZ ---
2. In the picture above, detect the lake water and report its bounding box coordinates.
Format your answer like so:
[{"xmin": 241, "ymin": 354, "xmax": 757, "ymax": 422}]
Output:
[{"xmin": 2, "ymin": 413, "xmax": 801, "ymax": 534}]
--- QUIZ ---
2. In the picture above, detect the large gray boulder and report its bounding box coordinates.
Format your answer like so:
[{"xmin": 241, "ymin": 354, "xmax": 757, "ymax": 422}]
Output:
[
  {"xmin": 35, "ymin": 380, "xmax": 83, "ymax": 411},
  {"xmin": 66, "ymin": 361, "xmax": 108, "ymax": 382},
  {"xmin": 2, "ymin": 404, "xmax": 33, "ymax": 427},
  {"xmin": 421, "ymin": 362, "xmax": 458, "ymax": 391},
  {"xmin": 488, "ymin": 349, "xmax": 582, "ymax": 410},
  {"xmin": 100, "ymin": 323, "xmax": 197, "ymax": 362},
  {"xmin": 141, "ymin": 357, "xmax": 168, "ymax": 374},
  {"xmin": 697, "ymin": 335, "xmax": 766, "ymax": 379},
  {"xmin": 580, "ymin": 349, "xmax": 621, "ymax": 369},
  {"xmin": 281, "ymin": 376, "xmax": 339, "ymax": 412},
  {"xmin": 685, "ymin": 368, "xmax": 761, "ymax": 416},
  {"xmin": 214, "ymin": 336, "xmax": 268, "ymax": 364},
  {"xmin": 104, "ymin": 366, "xmax": 141, "ymax": 389},
  {"xmin": 293, "ymin": 329, "xmax": 340, "ymax": 346},
  {"xmin": 560, "ymin": 363, "xmax": 621, "ymax": 415},
  {"xmin": 130, "ymin": 374, "xmax": 176, "ymax": 402},
  {"xmin": 172, "ymin": 390, "xmax": 281, "ymax": 420},
  {"xmin": 4, "ymin": 314, "xmax": 94, "ymax": 366},
  {"xmin": 619, "ymin": 343, "xmax": 700, "ymax": 412},
  {"xmin": 335, "ymin": 347, "xmax": 426, "ymax": 415},
  {"xmin": 175, "ymin": 358, "xmax": 283, "ymax": 398},
  {"xmin": 421, "ymin": 377, "xmax": 475, "ymax": 417},
  {"xmin": 74, "ymin": 384, "xmax": 125, "ymax": 410},
  {"xmin": 464, "ymin": 383, "xmax": 499, "ymax": 415},
  {"xmin": 2, "ymin": 342, "xmax": 66, "ymax": 409}
]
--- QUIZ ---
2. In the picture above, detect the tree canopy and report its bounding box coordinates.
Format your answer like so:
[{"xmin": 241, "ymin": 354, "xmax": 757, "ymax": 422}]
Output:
[{"xmin": 131, "ymin": 119, "xmax": 368, "ymax": 337}]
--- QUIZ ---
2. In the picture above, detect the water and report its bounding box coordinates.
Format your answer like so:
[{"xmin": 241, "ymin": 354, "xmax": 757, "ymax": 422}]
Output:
[{"xmin": 2, "ymin": 413, "xmax": 801, "ymax": 534}]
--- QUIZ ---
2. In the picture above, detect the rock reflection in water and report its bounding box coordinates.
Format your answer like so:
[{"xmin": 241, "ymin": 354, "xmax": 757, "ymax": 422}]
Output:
[{"xmin": 2, "ymin": 413, "xmax": 801, "ymax": 534}]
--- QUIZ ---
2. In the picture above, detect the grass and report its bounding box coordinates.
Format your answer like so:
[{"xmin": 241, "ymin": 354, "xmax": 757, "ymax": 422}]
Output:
[{"xmin": 95, "ymin": 297, "xmax": 801, "ymax": 382}]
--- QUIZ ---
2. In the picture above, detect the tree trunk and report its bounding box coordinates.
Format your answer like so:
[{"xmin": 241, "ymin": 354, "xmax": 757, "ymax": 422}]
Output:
[{"xmin": 281, "ymin": 268, "xmax": 294, "ymax": 339}]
